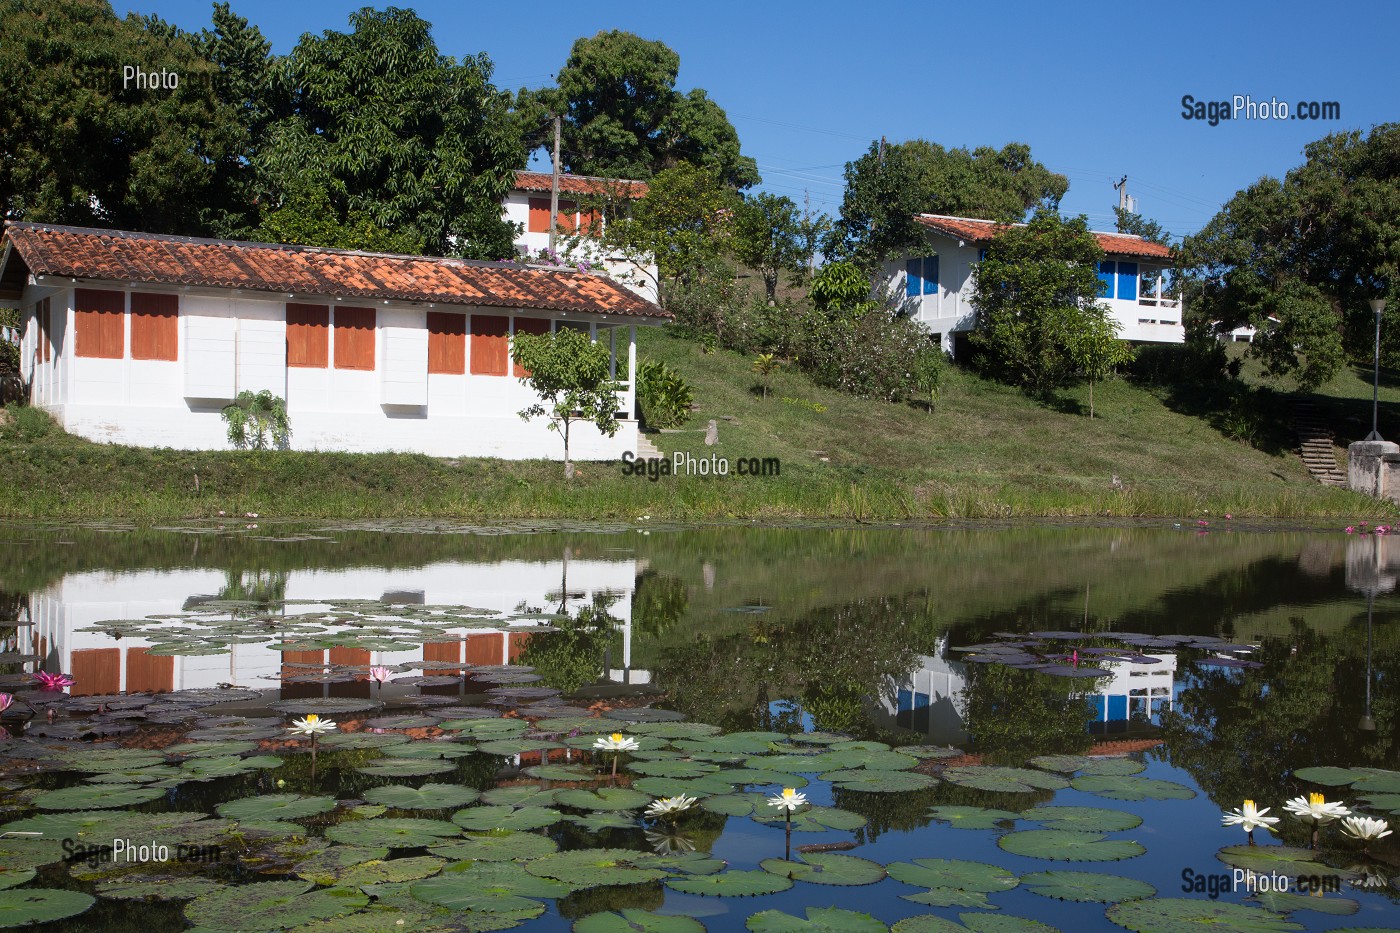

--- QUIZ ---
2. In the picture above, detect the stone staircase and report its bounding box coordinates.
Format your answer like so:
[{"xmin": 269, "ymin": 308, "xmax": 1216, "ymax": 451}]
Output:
[
  {"xmin": 1294, "ymin": 402, "xmax": 1347, "ymax": 487},
  {"xmin": 635, "ymin": 433, "xmax": 663, "ymax": 460}
]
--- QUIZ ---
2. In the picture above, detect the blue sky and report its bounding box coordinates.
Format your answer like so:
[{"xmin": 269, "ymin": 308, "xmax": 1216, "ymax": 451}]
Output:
[{"xmin": 125, "ymin": 0, "xmax": 1397, "ymax": 241}]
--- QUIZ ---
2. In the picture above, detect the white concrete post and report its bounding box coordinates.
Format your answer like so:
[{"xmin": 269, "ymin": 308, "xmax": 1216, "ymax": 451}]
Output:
[{"xmin": 626, "ymin": 326, "xmax": 637, "ymax": 419}]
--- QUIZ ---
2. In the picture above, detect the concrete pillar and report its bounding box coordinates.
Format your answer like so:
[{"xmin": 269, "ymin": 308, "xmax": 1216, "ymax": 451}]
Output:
[{"xmin": 1348, "ymin": 440, "xmax": 1400, "ymax": 500}]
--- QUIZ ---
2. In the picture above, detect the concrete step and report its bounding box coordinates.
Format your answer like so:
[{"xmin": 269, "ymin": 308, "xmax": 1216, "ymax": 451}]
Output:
[{"xmin": 635, "ymin": 434, "xmax": 663, "ymax": 460}]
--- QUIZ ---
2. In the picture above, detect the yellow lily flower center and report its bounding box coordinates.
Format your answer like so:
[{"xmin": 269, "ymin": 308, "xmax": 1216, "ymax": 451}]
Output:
[
  {"xmin": 782, "ymin": 788, "xmax": 797, "ymax": 799},
  {"xmin": 610, "ymin": 733, "xmax": 624, "ymax": 743},
  {"xmin": 1309, "ymin": 792, "xmax": 1324, "ymax": 807},
  {"xmin": 305, "ymin": 715, "xmax": 320, "ymax": 725},
  {"xmin": 1243, "ymin": 800, "xmax": 1255, "ymax": 811}
]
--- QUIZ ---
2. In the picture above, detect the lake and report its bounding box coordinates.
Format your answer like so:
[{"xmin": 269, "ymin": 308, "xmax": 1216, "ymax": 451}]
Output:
[{"xmin": 0, "ymin": 519, "xmax": 1396, "ymax": 932}]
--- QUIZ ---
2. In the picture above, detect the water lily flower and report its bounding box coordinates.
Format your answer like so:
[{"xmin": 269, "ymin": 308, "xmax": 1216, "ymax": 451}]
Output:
[
  {"xmin": 645, "ymin": 794, "xmax": 697, "ymax": 820},
  {"xmin": 245, "ymin": 512, "xmax": 259, "ymax": 519},
  {"xmin": 31, "ymin": 672, "xmax": 74, "ymax": 690},
  {"xmin": 368, "ymin": 666, "xmax": 391, "ymax": 684},
  {"xmin": 767, "ymin": 787, "xmax": 808, "ymax": 812},
  {"xmin": 593, "ymin": 733, "xmax": 640, "ymax": 752},
  {"xmin": 1225, "ymin": 514, "xmax": 1233, "ymax": 520},
  {"xmin": 1284, "ymin": 793, "xmax": 1350, "ymax": 825},
  {"xmin": 1346, "ymin": 526, "xmax": 1356, "ymax": 534},
  {"xmin": 1197, "ymin": 520, "xmax": 1209, "ymax": 527},
  {"xmin": 1222, "ymin": 800, "xmax": 1279, "ymax": 841},
  {"xmin": 1341, "ymin": 816, "xmax": 1392, "ymax": 844},
  {"xmin": 288, "ymin": 714, "xmax": 337, "ymax": 736},
  {"xmin": 0, "ymin": 693, "xmax": 12, "ymax": 713}
]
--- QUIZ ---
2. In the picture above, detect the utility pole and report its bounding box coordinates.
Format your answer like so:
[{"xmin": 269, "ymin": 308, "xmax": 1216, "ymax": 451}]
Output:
[
  {"xmin": 549, "ymin": 114, "xmax": 562, "ymax": 256},
  {"xmin": 1113, "ymin": 175, "xmax": 1129, "ymax": 212}
]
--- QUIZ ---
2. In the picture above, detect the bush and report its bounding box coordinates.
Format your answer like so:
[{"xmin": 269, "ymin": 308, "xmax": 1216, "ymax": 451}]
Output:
[
  {"xmin": 637, "ymin": 359, "xmax": 694, "ymax": 429},
  {"xmin": 1130, "ymin": 340, "xmax": 1236, "ymax": 386},
  {"xmin": 221, "ymin": 390, "xmax": 291, "ymax": 450}
]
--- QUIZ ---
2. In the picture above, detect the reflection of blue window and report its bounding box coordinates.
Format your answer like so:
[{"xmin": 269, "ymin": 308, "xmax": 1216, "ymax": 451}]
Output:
[
  {"xmin": 1116, "ymin": 262, "xmax": 1138, "ymax": 301},
  {"xmin": 1097, "ymin": 260, "xmax": 1116, "ymax": 298},
  {"xmin": 905, "ymin": 256, "xmax": 939, "ymax": 297},
  {"xmin": 978, "ymin": 248, "xmax": 988, "ymax": 262},
  {"xmin": 897, "ymin": 689, "xmax": 930, "ymax": 712}
]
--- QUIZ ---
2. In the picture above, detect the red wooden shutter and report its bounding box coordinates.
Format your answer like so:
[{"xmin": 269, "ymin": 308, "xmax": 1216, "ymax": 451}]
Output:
[
  {"xmin": 556, "ymin": 200, "xmax": 578, "ymax": 233},
  {"xmin": 126, "ymin": 647, "xmax": 174, "ymax": 693},
  {"xmin": 130, "ymin": 292, "xmax": 178, "ymax": 360},
  {"xmin": 528, "ymin": 197, "xmax": 551, "ymax": 233},
  {"xmin": 286, "ymin": 304, "xmax": 329, "ymax": 368},
  {"xmin": 512, "ymin": 317, "xmax": 551, "ymax": 376},
  {"xmin": 70, "ymin": 648, "xmax": 120, "ymax": 696},
  {"xmin": 470, "ymin": 314, "xmax": 509, "ymax": 375},
  {"xmin": 74, "ymin": 288, "xmax": 124, "ymax": 358},
  {"xmin": 427, "ymin": 312, "xmax": 466, "ymax": 375},
  {"xmin": 333, "ymin": 306, "xmax": 376, "ymax": 370}
]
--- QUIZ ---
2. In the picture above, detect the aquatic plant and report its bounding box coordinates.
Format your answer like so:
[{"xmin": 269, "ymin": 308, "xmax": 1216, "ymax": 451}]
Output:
[
  {"xmin": 1341, "ymin": 815, "xmax": 1392, "ymax": 854},
  {"xmin": 31, "ymin": 671, "xmax": 74, "ymax": 690},
  {"xmin": 645, "ymin": 794, "xmax": 698, "ymax": 822},
  {"xmin": 1283, "ymin": 791, "xmax": 1351, "ymax": 848},
  {"xmin": 593, "ymin": 732, "xmax": 639, "ymax": 779},
  {"xmin": 1221, "ymin": 799, "xmax": 1279, "ymax": 843}
]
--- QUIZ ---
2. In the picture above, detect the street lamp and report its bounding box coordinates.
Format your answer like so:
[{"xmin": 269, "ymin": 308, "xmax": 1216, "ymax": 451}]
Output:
[
  {"xmin": 1366, "ymin": 298, "xmax": 1387, "ymax": 441},
  {"xmin": 1360, "ymin": 589, "xmax": 1377, "ymax": 731}
]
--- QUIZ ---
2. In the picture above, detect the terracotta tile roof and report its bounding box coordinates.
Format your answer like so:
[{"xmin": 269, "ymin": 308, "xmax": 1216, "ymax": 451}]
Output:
[
  {"xmin": 1, "ymin": 223, "xmax": 668, "ymax": 319},
  {"xmin": 513, "ymin": 170, "xmax": 649, "ymax": 200},
  {"xmin": 914, "ymin": 213, "xmax": 1172, "ymax": 260}
]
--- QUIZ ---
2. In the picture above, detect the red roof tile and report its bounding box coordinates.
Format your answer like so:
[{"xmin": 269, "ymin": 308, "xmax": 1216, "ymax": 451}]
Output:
[
  {"xmin": 2, "ymin": 223, "xmax": 668, "ymax": 319},
  {"xmin": 914, "ymin": 213, "xmax": 1172, "ymax": 260},
  {"xmin": 513, "ymin": 171, "xmax": 649, "ymax": 200}
]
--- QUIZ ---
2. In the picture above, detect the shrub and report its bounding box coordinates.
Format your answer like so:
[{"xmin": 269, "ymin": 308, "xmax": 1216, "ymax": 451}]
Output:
[
  {"xmin": 221, "ymin": 390, "xmax": 291, "ymax": 450},
  {"xmin": 637, "ymin": 359, "xmax": 694, "ymax": 429}
]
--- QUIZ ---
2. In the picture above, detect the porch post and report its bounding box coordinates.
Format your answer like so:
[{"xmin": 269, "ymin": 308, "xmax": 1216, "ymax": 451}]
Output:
[
  {"xmin": 626, "ymin": 326, "xmax": 637, "ymax": 419},
  {"xmin": 609, "ymin": 327, "xmax": 617, "ymax": 380}
]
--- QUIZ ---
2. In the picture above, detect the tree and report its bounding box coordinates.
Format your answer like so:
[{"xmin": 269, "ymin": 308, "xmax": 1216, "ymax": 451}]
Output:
[
  {"xmin": 1177, "ymin": 124, "xmax": 1400, "ymax": 390},
  {"xmin": 511, "ymin": 328, "xmax": 623, "ymax": 478},
  {"xmin": 1113, "ymin": 206, "xmax": 1171, "ymax": 246},
  {"xmin": 256, "ymin": 7, "xmax": 522, "ymax": 258},
  {"xmin": 0, "ymin": 0, "xmax": 245, "ymax": 234},
  {"xmin": 517, "ymin": 30, "xmax": 758, "ymax": 188},
  {"xmin": 255, "ymin": 183, "xmax": 425, "ymax": 255},
  {"xmin": 970, "ymin": 210, "xmax": 1122, "ymax": 400},
  {"xmin": 731, "ymin": 193, "xmax": 806, "ymax": 304},
  {"xmin": 1072, "ymin": 311, "xmax": 1134, "ymax": 418},
  {"xmin": 830, "ymin": 139, "xmax": 1068, "ymax": 270}
]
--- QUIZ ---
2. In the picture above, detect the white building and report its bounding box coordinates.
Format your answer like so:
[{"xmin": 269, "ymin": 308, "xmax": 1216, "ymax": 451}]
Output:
[
  {"xmin": 502, "ymin": 171, "xmax": 660, "ymax": 304},
  {"xmin": 883, "ymin": 214, "xmax": 1185, "ymax": 355},
  {"xmin": 1, "ymin": 222, "xmax": 668, "ymax": 459}
]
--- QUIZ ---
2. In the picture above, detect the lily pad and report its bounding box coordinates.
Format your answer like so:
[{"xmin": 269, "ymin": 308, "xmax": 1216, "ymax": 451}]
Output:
[
  {"xmin": 665, "ymin": 869, "xmax": 794, "ymax": 897},
  {"xmin": 293, "ymin": 847, "xmax": 392, "ymax": 884},
  {"xmin": 820, "ymin": 769, "xmax": 938, "ymax": 793},
  {"xmin": 758, "ymin": 853, "xmax": 887, "ymax": 886},
  {"xmin": 745, "ymin": 907, "xmax": 886, "ymax": 932},
  {"xmin": 630, "ymin": 759, "xmax": 722, "ymax": 778},
  {"xmin": 363, "ymin": 784, "xmax": 481, "ymax": 810},
  {"xmin": 452, "ymin": 805, "xmax": 563, "ymax": 831},
  {"xmin": 337, "ymin": 856, "xmax": 447, "ymax": 887},
  {"xmin": 217, "ymin": 794, "xmax": 337, "ymax": 821},
  {"xmin": 33, "ymin": 784, "xmax": 164, "ymax": 810},
  {"xmin": 318, "ymin": 733, "xmax": 413, "ymax": 750},
  {"xmin": 942, "ymin": 767, "xmax": 1069, "ymax": 794},
  {"xmin": 564, "ymin": 812, "xmax": 639, "ymax": 832},
  {"xmin": 0, "ymin": 870, "xmax": 36, "ymax": 891},
  {"xmin": 890, "ymin": 917, "xmax": 968, "ymax": 933},
  {"xmin": 1020, "ymin": 870, "xmax": 1156, "ymax": 903},
  {"xmin": 1106, "ymin": 898, "xmax": 1303, "ymax": 932},
  {"xmin": 1020, "ymin": 806, "xmax": 1142, "ymax": 832},
  {"xmin": 183, "ymin": 881, "xmax": 369, "ymax": 932},
  {"xmin": 1250, "ymin": 891, "xmax": 1359, "ymax": 915},
  {"xmin": 523, "ymin": 764, "xmax": 598, "ymax": 781},
  {"xmin": 1069, "ymin": 775, "xmax": 1195, "ymax": 801},
  {"xmin": 927, "ymin": 806, "xmax": 1020, "ymax": 830},
  {"xmin": 325, "ymin": 818, "xmax": 461, "ymax": 848},
  {"xmin": 632, "ymin": 775, "xmax": 736, "ymax": 799},
  {"xmin": 429, "ymin": 831, "xmax": 559, "ymax": 862},
  {"xmin": 887, "ymin": 859, "xmax": 1018, "ymax": 904},
  {"xmin": 411, "ymin": 860, "xmax": 572, "ymax": 913},
  {"xmin": 997, "ymin": 830, "xmax": 1145, "ymax": 862},
  {"xmin": 1291, "ymin": 766, "xmax": 1363, "ymax": 786},
  {"xmin": 94, "ymin": 879, "xmax": 224, "ymax": 901},
  {"xmin": 959, "ymin": 914, "xmax": 1063, "ymax": 933},
  {"xmin": 574, "ymin": 909, "xmax": 706, "ymax": 933},
  {"xmin": 356, "ymin": 759, "xmax": 456, "ymax": 778},
  {"xmin": 480, "ymin": 786, "xmax": 559, "ymax": 808},
  {"xmin": 526, "ymin": 848, "xmax": 670, "ymax": 888},
  {"xmin": 1028, "ymin": 755, "xmax": 1091, "ymax": 773},
  {"xmin": 554, "ymin": 787, "xmax": 651, "ymax": 811},
  {"xmin": 0, "ymin": 889, "xmax": 96, "ymax": 926},
  {"xmin": 1214, "ymin": 845, "xmax": 1342, "ymax": 879}
]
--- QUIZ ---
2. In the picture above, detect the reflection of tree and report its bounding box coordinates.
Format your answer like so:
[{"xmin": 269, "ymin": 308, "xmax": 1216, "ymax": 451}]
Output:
[
  {"xmin": 632, "ymin": 570, "xmax": 687, "ymax": 638},
  {"xmin": 1161, "ymin": 621, "xmax": 1398, "ymax": 830},
  {"xmin": 519, "ymin": 593, "xmax": 623, "ymax": 694},
  {"xmin": 556, "ymin": 881, "xmax": 664, "ymax": 918},
  {"xmin": 217, "ymin": 568, "xmax": 289, "ymax": 605},
  {"xmin": 962, "ymin": 664, "xmax": 1093, "ymax": 764}
]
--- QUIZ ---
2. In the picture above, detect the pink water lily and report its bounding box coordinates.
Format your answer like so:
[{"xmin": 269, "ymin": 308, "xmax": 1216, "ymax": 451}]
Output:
[
  {"xmin": 32, "ymin": 672, "xmax": 74, "ymax": 690},
  {"xmin": 0, "ymin": 693, "xmax": 13, "ymax": 713},
  {"xmin": 368, "ymin": 666, "xmax": 391, "ymax": 684}
]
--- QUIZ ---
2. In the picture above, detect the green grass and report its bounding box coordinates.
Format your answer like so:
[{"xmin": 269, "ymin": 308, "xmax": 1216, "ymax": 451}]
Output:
[{"xmin": 0, "ymin": 328, "xmax": 1391, "ymax": 520}]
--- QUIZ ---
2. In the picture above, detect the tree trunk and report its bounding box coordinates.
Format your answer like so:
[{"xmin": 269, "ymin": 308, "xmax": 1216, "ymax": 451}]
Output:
[{"xmin": 1089, "ymin": 379, "xmax": 1095, "ymax": 419}]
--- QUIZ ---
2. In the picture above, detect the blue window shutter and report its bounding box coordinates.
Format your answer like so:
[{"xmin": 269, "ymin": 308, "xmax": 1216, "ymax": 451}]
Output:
[
  {"xmin": 905, "ymin": 258, "xmax": 921, "ymax": 298},
  {"xmin": 1097, "ymin": 260, "xmax": 1115, "ymax": 298},
  {"xmin": 1116, "ymin": 262, "xmax": 1138, "ymax": 301},
  {"xmin": 923, "ymin": 255, "xmax": 939, "ymax": 295},
  {"xmin": 978, "ymin": 248, "xmax": 987, "ymax": 262}
]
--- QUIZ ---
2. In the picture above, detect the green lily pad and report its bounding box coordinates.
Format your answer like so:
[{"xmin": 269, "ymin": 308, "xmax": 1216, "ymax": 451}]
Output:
[
  {"xmin": 1291, "ymin": 767, "xmax": 1362, "ymax": 786},
  {"xmin": 574, "ymin": 908, "xmax": 706, "ymax": 933},
  {"xmin": 217, "ymin": 794, "xmax": 337, "ymax": 821},
  {"xmin": 887, "ymin": 859, "xmax": 1018, "ymax": 900},
  {"xmin": 890, "ymin": 916, "xmax": 968, "ymax": 933},
  {"xmin": 630, "ymin": 722, "xmax": 721, "ymax": 739},
  {"xmin": 959, "ymin": 914, "xmax": 1063, "ymax": 933},
  {"xmin": 629, "ymin": 759, "xmax": 722, "ymax": 778},
  {"xmin": 554, "ymin": 787, "xmax": 651, "ymax": 811},
  {"xmin": 325, "ymin": 818, "xmax": 460, "ymax": 848},
  {"xmin": 1028, "ymin": 755, "xmax": 1091, "ymax": 773},
  {"xmin": 927, "ymin": 806, "xmax": 1019, "ymax": 830},
  {"xmin": 1020, "ymin": 806, "xmax": 1142, "ymax": 832},
  {"xmin": 1106, "ymin": 898, "xmax": 1302, "ymax": 932},
  {"xmin": 564, "ymin": 812, "xmax": 638, "ymax": 832},
  {"xmin": 1214, "ymin": 845, "xmax": 1345, "ymax": 879},
  {"xmin": 184, "ymin": 881, "xmax": 368, "ymax": 932},
  {"xmin": 363, "ymin": 784, "xmax": 481, "ymax": 810},
  {"xmin": 1251, "ymin": 891, "xmax": 1359, "ymax": 915},
  {"xmin": 1020, "ymin": 870, "xmax": 1156, "ymax": 903},
  {"xmin": 337, "ymin": 856, "xmax": 447, "ymax": 887},
  {"xmin": 1069, "ymin": 775, "xmax": 1195, "ymax": 801},
  {"xmin": 523, "ymin": 764, "xmax": 598, "ymax": 781},
  {"xmin": 1357, "ymin": 793, "xmax": 1400, "ymax": 814},
  {"xmin": 33, "ymin": 784, "xmax": 165, "ymax": 810},
  {"xmin": 666, "ymin": 869, "xmax": 794, "ymax": 897},
  {"xmin": 632, "ymin": 775, "xmax": 735, "ymax": 799},
  {"xmin": 178, "ymin": 754, "xmax": 284, "ymax": 781},
  {"xmin": 0, "ymin": 870, "xmax": 36, "ymax": 891},
  {"xmin": 819, "ymin": 769, "xmax": 938, "ymax": 792},
  {"xmin": 478, "ymin": 739, "xmax": 566, "ymax": 757},
  {"xmin": 997, "ymin": 830, "xmax": 1145, "ymax": 862},
  {"xmin": 94, "ymin": 879, "xmax": 224, "ymax": 901},
  {"xmin": 443, "ymin": 719, "xmax": 528, "ymax": 739},
  {"xmin": 1079, "ymin": 759, "xmax": 1146, "ymax": 776},
  {"xmin": 293, "ymin": 847, "xmax": 391, "ymax": 884},
  {"xmin": 759, "ymin": 853, "xmax": 887, "ymax": 886},
  {"xmin": 1351, "ymin": 770, "xmax": 1400, "ymax": 794},
  {"xmin": 429, "ymin": 831, "xmax": 559, "ymax": 862},
  {"xmin": 356, "ymin": 759, "xmax": 456, "ymax": 778},
  {"xmin": 318, "ymin": 733, "xmax": 412, "ymax": 749},
  {"xmin": 480, "ymin": 786, "xmax": 559, "ymax": 807},
  {"xmin": 674, "ymin": 732, "xmax": 787, "ymax": 755},
  {"xmin": 711, "ymin": 768, "xmax": 808, "ymax": 789},
  {"xmin": 411, "ymin": 860, "xmax": 573, "ymax": 912},
  {"xmin": 525, "ymin": 848, "xmax": 669, "ymax": 887},
  {"xmin": 0, "ymin": 889, "xmax": 96, "ymax": 926},
  {"xmin": 377, "ymin": 742, "xmax": 474, "ymax": 760},
  {"xmin": 745, "ymin": 907, "xmax": 886, "ymax": 932},
  {"xmin": 942, "ymin": 767, "xmax": 1069, "ymax": 794},
  {"xmin": 452, "ymin": 805, "xmax": 563, "ymax": 831}
]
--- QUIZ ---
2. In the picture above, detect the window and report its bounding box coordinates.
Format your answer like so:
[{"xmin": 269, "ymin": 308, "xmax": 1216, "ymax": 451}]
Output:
[
  {"xmin": 427, "ymin": 312, "xmax": 466, "ymax": 375},
  {"xmin": 905, "ymin": 256, "xmax": 938, "ymax": 298},
  {"xmin": 333, "ymin": 306, "xmax": 375, "ymax": 370},
  {"xmin": 34, "ymin": 298, "xmax": 51, "ymax": 364},
  {"xmin": 1115, "ymin": 261, "xmax": 1139, "ymax": 302},
  {"xmin": 130, "ymin": 292, "xmax": 178, "ymax": 361},
  {"xmin": 555, "ymin": 200, "xmax": 579, "ymax": 233},
  {"xmin": 470, "ymin": 314, "xmax": 509, "ymax": 375},
  {"xmin": 1097, "ymin": 261, "xmax": 1116, "ymax": 298},
  {"xmin": 74, "ymin": 288, "xmax": 124, "ymax": 358},
  {"xmin": 286, "ymin": 304, "xmax": 329, "ymax": 368},
  {"xmin": 512, "ymin": 317, "xmax": 551, "ymax": 376},
  {"xmin": 527, "ymin": 197, "xmax": 551, "ymax": 233}
]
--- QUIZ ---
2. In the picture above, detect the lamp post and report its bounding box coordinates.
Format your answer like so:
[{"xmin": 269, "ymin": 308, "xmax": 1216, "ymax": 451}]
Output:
[
  {"xmin": 1360, "ymin": 588, "xmax": 1376, "ymax": 731},
  {"xmin": 1366, "ymin": 298, "xmax": 1387, "ymax": 441}
]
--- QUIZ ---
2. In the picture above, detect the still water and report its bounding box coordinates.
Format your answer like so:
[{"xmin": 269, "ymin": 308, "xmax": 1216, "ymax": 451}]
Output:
[{"xmin": 0, "ymin": 520, "xmax": 1396, "ymax": 932}]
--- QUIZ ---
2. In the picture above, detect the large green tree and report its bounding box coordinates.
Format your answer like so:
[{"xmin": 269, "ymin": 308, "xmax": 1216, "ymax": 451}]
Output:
[
  {"xmin": 256, "ymin": 7, "xmax": 522, "ymax": 258},
  {"xmin": 831, "ymin": 139, "xmax": 1068, "ymax": 270},
  {"xmin": 516, "ymin": 30, "xmax": 758, "ymax": 188},
  {"xmin": 730, "ymin": 192, "xmax": 808, "ymax": 304},
  {"xmin": 1178, "ymin": 124, "xmax": 1400, "ymax": 390},
  {"xmin": 0, "ymin": 0, "xmax": 244, "ymax": 234}
]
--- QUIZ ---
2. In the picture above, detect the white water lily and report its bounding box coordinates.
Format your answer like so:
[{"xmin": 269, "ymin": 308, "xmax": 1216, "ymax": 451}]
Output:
[
  {"xmin": 1341, "ymin": 816, "xmax": 1392, "ymax": 842},
  {"xmin": 1283, "ymin": 792, "xmax": 1351, "ymax": 825},
  {"xmin": 593, "ymin": 732, "xmax": 639, "ymax": 752},
  {"xmin": 767, "ymin": 787, "xmax": 808, "ymax": 812},
  {"xmin": 645, "ymin": 794, "xmax": 698, "ymax": 819},
  {"xmin": 288, "ymin": 714, "xmax": 338, "ymax": 736},
  {"xmin": 1221, "ymin": 800, "xmax": 1279, "ymax": 834}
]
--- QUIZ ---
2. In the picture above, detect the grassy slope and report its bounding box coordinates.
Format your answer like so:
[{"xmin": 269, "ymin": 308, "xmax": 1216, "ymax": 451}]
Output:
[{"xmin": 0, "ymin": 327, "xmax": 1391, "ymax": 520}]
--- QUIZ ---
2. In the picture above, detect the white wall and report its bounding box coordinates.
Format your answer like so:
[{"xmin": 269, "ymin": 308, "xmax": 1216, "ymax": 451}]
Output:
[{"xmin": 502, "ymin": 190, "xmax": 660, "ymax": 304}]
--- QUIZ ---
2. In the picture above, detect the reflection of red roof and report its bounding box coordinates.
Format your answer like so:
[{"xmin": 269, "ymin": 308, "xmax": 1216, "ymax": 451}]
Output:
[
  {"xmin": 914, "ymin": 213, "xmax": 1172, "ymax": 260},
  {"xmin": 2, "ymin": 223, "xmax": 667, "ymax": 318},
  {"xmin": 513, "ymin": 171, "xmax": 649, "ymax": 200}
]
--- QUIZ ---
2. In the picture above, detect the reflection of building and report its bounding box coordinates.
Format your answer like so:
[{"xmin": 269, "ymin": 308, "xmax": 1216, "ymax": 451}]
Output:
[
  {"xmin": 1088, "ymin": 654, "xmax": 1176, "ymax": 735},
  {"xmin": 25, "ymin": 558, "xmax": 635, "ymax": 697},
  {"xmin": 1346, "ymin": 534, "xmax": 1400, "ymax": 596}
]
